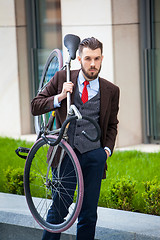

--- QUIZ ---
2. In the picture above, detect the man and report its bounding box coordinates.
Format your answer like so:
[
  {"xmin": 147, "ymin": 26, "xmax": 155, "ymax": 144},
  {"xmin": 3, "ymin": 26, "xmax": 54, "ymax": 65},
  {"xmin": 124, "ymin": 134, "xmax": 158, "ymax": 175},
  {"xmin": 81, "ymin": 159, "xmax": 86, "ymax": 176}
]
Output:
[{"xmin": 31, "ymin": 37, "xmax": 120, "ymax": 240}]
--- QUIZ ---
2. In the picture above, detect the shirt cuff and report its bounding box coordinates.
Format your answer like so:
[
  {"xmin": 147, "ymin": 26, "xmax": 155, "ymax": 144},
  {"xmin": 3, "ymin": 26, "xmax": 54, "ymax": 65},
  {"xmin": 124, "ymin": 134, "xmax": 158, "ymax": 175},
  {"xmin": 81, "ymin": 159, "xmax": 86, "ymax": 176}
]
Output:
[
  {"xmin": 54, "ymin": 95, "xmax": 61, "ymax": 108},
  {"xmin": 104, "ymin": 147, "xmax": 111, "ymax": 157}
]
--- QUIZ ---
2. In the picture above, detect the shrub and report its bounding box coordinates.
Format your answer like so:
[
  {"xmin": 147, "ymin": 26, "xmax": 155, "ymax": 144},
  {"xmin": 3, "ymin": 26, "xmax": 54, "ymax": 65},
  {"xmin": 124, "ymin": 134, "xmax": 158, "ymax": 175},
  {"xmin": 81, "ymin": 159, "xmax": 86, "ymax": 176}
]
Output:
[
  {"xmin": 106, "ymin": 177, "xmax": 137, "ymax": 211},
  {"xmin": 4, "ymin": 166, "xmax": 34, "ymax": 195},
  {"xmin": 4, "ymin": 167, "xmax": 24, "ymax": 195},
  {"xmin": 142, "ymin": 178, "xmax": 160, "ymax": 215}
]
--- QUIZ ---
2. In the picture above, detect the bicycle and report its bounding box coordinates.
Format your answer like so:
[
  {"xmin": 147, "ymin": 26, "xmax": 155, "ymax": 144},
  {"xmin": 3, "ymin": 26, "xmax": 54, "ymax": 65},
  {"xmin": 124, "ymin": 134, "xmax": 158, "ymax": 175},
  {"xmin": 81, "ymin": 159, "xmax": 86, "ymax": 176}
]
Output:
[{"xmin": 16, "ymin": 34, "xmax": 101, "ymax": 233}]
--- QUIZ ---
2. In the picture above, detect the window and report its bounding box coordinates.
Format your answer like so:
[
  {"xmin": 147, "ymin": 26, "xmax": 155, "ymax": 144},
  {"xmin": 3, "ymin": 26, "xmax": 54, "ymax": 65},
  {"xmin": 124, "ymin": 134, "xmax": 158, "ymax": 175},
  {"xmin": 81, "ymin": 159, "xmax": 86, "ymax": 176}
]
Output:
[{"xmin": 26, "ymin": 0, "xmax": 62, "ymax": 95}]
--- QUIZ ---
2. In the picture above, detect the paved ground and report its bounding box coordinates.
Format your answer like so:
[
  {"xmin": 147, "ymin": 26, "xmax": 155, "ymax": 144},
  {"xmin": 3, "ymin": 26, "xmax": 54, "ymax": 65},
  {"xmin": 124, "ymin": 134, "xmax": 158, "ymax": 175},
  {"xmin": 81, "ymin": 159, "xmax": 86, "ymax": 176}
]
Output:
[
  {"xmin": 1, "ymin": 192, "xmax": 160, "ymax": 240},
  {"xmin": 116, "ymin": 143, "xmax": 160, "ymax": 153}
]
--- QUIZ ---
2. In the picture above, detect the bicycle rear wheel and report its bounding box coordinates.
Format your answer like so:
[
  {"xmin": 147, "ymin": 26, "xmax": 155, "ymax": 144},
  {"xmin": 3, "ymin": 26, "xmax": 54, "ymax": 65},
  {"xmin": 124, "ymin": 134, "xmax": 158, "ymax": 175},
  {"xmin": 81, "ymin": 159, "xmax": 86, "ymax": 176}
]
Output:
[
  {"xmin": 24, "ymin": 135, "xmax": 84, "ymax": 233},
  {"xmin": 34, "ymin": 49, "xmax": 63, "ymax": 135}
]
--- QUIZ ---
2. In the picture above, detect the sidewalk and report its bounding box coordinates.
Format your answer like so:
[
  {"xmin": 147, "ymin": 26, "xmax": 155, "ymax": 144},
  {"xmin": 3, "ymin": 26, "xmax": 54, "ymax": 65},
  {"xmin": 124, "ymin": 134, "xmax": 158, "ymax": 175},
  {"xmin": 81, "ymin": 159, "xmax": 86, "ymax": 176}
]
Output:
[
  {"xmin": 0, "ymin": 192, "xmax": 160, "ymax": 240},
  {"xmin": 116, "ymin": 143, "xmax": 160, "ymax": 153}
]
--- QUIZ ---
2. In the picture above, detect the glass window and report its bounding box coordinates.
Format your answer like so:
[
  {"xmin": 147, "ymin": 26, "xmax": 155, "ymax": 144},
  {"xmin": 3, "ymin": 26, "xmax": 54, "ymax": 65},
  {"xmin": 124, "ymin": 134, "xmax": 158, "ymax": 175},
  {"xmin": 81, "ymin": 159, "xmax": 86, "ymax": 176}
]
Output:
[
  {"xmin": 37, "ymin": 0, "xmax": 62, "ymax": 49},
  {"xmin": 32, "ymin": 0, "xmax": 62, "ymax": 93},
  {"xmin": 151, "ymin": 0, "xmax": 160, "ymax": 140},
  {"xmin": 140, "ymin": 0, "xmax": 160, "ymax": 142}
]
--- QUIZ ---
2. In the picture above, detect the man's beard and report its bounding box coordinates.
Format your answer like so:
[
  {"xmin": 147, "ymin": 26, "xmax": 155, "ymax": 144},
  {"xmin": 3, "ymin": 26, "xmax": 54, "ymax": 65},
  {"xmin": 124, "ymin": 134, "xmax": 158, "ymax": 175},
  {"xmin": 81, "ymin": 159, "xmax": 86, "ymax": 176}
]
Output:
[{"xmin": 81, "ymin": 64, "xmax": 101, "ymax": 80}]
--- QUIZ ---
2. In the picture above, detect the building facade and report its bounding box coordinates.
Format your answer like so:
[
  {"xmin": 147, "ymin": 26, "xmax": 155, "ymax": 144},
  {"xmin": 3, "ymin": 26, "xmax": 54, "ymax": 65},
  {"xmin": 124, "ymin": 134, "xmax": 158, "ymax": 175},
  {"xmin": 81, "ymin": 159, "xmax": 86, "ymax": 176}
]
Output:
[{"xmin": 0, "ymin": 0, "xmax": 159, "ymax": 148}]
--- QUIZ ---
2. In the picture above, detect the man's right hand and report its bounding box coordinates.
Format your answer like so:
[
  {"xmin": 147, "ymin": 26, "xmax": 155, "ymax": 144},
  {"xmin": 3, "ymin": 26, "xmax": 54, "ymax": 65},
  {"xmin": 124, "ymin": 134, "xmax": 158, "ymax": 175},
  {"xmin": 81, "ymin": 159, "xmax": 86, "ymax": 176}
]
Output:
[{"xmin": 57, "ymin": 82, "xmax": 74, "ymax": 103}]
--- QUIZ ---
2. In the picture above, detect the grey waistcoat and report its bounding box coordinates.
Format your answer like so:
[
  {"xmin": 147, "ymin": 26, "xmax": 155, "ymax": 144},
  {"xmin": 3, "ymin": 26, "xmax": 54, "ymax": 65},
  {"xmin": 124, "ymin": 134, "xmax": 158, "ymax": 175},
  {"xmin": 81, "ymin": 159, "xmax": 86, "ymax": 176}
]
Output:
[{"xmin": 67, "ymin": 84, "xmax": 101, "ymax": 154}]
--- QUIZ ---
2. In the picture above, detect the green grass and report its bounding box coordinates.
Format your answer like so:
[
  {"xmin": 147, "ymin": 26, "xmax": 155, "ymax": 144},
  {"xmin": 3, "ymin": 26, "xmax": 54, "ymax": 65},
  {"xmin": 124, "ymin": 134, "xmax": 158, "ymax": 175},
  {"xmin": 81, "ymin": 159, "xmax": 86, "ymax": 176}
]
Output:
[
  {"xmin": 0, "ymin": 137, "xmax": 33, "ymax": 192},
  {"xmin": 100, "ymin": 150, "xmax": 160, "ymax": 212},
  {"xmin": 0, "ymin": 136, "xmax": 160, "ymax": 214}
]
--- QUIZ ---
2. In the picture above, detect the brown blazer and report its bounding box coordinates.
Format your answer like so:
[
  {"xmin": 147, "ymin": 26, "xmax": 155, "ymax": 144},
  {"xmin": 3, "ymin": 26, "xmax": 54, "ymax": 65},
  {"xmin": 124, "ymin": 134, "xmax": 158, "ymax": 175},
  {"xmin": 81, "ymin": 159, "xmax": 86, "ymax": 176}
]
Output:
[{"xmin": 31, "ymin": 70, "xmax": 120, "ymax": 178}]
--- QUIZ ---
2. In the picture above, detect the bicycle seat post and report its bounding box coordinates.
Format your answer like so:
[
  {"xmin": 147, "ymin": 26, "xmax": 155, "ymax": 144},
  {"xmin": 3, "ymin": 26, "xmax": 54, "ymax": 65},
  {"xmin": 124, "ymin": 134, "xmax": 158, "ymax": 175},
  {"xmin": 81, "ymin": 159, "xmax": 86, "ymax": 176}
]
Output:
[{"xmin": 66, "ymin": 56, "xmax": 71, "ymax": 114}]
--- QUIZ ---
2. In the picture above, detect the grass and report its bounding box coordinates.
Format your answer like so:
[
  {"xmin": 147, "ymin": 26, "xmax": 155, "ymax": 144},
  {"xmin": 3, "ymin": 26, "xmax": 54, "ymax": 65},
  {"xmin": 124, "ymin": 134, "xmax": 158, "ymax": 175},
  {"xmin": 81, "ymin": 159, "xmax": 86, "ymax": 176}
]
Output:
[
  {"xmin": 0, "ymin": 137, "xmax": 33, "ymax": 192},
  {"xmin": 0, "ymin": 136, "xmax": 160, "ymax": 214},
  {"xmin": 100, "ymin": 150, "xmax": 160, "ymax": 212}
]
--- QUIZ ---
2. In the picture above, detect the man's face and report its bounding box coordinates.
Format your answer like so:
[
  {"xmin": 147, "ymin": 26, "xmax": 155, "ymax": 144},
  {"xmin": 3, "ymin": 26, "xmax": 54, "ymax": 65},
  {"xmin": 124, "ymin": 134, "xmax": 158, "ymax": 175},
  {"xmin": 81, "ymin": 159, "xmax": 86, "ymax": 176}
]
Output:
[{"xmin": 78, "ymin": 47, "xmax": 103, "ymax": 81}]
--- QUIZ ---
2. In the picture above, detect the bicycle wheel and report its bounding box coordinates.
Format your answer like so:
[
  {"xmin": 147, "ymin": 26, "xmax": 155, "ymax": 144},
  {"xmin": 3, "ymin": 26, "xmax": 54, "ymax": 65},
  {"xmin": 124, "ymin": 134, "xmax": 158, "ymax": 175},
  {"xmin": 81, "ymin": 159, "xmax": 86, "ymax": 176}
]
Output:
[
  {"xmin": 34, "ymin": 49, "xmax": 63, "ymax": 135},
  {"xmin": 24, "ymin": 135, "xmax": 84, "ymax": 233}
]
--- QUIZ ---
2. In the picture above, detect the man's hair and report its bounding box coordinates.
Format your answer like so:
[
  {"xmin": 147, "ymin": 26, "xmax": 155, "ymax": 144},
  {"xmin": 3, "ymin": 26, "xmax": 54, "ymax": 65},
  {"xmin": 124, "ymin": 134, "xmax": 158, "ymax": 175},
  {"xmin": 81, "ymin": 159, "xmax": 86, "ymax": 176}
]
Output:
[{"xmin": 78, "ymin": 37, "xmax": 103, "ymax": 55}]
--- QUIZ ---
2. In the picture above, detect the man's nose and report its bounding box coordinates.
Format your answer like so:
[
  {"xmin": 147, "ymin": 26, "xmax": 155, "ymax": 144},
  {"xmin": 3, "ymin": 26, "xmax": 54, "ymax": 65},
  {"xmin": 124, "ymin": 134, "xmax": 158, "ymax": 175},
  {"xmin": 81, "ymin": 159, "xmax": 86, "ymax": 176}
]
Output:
[{"xmin": 90, "ymin": 59, "xmax": 95, "ymax": 67}]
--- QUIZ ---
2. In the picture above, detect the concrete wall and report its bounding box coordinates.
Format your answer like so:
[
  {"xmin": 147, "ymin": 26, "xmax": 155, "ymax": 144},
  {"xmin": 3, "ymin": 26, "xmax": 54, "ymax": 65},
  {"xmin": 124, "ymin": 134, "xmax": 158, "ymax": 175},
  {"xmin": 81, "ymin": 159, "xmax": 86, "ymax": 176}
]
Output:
[
  {"xmin": 0, "ymin": 0, "xmax": 21, "ymax": 137},
  {"xmin": 14, "ymin": 0, "xmax": 31, "ymax": 135},
  {"xmin": 0, "ymin": 0, "xmax": 31, "ymax": 137},
  {"xmin": 61, "ymin": 0, "xmax": 114, "ymax": 83},
  {"xmin": 112, "ymin": 0, "xmax": 142, "ymax": 147}
]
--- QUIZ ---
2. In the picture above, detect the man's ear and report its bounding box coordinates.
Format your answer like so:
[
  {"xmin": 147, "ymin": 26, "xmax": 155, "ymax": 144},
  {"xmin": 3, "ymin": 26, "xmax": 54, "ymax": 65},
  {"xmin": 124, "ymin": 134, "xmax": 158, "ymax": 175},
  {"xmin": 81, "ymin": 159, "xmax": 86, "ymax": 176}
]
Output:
[
  {"xmin": 77, "ymin": 55, "xmax": 81, "ymax": 63},
  {"xmin": 101, "ymin": 55, "xmax": 104, "ymax": 62}
]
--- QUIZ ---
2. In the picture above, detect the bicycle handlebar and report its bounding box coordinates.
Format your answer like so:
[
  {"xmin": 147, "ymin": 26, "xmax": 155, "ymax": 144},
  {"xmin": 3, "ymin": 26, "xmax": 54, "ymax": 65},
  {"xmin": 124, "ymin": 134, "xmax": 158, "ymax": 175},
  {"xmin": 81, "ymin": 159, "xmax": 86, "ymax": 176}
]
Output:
[
  {"xmin": 42, "ymin": 116, "xmax": 77, "ymax": 146},
  {"xmin": 42, "ymin": 115, "xmax": 101, "ymax": 147},
  {"xmin": 81, "ymin": 115, "xmax": 101, "ymax": 142}
]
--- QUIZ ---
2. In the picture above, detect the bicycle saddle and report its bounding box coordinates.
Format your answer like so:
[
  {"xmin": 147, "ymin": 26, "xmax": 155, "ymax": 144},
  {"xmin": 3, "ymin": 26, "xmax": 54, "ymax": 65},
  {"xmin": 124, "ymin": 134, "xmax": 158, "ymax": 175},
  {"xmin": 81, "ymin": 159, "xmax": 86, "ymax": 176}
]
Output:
[{"xmin": 64, "ymin": 34, "xmax": 81, "ymax": 60}]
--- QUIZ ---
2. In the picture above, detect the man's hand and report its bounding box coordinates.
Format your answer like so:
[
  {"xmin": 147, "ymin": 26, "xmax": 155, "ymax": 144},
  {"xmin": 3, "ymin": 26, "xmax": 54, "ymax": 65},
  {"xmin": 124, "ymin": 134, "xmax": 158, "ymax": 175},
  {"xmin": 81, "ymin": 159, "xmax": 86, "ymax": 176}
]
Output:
[
  {"xmin": 105, "ymin": 149, "xmax": 110, "ymax": 159},
  {"xmin": 57, "ymin": 82, "xmax": 74, "ymax": 102}
]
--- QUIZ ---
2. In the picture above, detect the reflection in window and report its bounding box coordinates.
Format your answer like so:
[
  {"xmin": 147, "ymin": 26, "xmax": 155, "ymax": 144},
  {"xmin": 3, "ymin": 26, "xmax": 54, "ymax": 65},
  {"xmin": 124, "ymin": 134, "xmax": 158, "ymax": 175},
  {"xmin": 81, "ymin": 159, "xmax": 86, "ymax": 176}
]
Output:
[
  {"xmin": 33, "ymin": 0, "xmax": 62, "ymax": 93},
  {"xmin": 37, "ymin": 0, "xmax": 62, "ymax": 50}
]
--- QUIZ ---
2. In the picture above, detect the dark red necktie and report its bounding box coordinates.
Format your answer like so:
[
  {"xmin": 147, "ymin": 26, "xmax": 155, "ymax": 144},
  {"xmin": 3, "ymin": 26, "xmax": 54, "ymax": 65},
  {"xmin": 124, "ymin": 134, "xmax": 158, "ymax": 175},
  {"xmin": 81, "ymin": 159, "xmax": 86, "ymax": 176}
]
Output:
[{"xmin": 81, "ymin": 80, "xmax": 89, "ymax": 103}]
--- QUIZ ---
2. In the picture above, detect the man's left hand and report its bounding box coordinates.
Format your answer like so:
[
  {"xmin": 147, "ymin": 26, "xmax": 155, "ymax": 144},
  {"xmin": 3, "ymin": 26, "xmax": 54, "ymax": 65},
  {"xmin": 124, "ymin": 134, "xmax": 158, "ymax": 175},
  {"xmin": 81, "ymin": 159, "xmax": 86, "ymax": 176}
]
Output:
[{"xmin": 105, "ymin": 149, "xmax": 110, "ymax": 159}]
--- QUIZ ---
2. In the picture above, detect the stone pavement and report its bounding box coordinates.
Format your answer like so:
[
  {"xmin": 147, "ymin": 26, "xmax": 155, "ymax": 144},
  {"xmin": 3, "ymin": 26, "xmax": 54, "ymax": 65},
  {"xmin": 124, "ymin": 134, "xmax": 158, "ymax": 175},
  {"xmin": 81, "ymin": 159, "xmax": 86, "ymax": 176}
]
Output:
[{"xmin": 0, "ymin": 192, "xmax": 160, "ymax": 240}]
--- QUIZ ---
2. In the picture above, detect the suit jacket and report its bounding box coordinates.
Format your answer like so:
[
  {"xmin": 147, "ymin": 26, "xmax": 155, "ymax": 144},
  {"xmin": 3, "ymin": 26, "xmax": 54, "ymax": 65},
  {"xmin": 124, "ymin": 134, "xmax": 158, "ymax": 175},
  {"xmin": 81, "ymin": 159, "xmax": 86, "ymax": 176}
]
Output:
[{"xmin": 31, "ymin": 69, "xmax": 120, "ymax": 178}]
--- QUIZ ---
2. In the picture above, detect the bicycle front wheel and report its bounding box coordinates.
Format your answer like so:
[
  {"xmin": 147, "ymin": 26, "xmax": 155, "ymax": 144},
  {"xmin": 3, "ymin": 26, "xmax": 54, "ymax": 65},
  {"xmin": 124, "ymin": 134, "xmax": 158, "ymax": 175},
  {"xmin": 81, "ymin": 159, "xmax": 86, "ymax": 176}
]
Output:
[
  {"xmin": 24, "ymin": 135, "xmax": 84, "ymax": 233},
  {"xmin": 34, "ymin": 49, "xmax": 63, "ymax": 135}
]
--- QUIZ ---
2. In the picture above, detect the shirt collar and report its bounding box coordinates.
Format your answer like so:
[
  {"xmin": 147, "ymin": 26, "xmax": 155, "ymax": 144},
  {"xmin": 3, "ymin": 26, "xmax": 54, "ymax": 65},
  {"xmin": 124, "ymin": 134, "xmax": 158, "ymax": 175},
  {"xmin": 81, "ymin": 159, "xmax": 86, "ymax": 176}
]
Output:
[{"xmin": 78, "ymin": 70, "xmax": 99, "ymax": 90}]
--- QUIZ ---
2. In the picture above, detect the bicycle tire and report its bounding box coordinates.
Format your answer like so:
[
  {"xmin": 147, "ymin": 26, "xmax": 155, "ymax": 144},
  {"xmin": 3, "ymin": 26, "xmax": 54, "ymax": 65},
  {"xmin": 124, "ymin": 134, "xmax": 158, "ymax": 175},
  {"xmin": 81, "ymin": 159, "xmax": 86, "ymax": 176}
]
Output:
[
  {"xmin": 34, "ymin": 49, "xmax": 63, "ymax": 135},
  {"xmin": 24, "ymin": 135, "xmax": 84, "ymax": 233}
]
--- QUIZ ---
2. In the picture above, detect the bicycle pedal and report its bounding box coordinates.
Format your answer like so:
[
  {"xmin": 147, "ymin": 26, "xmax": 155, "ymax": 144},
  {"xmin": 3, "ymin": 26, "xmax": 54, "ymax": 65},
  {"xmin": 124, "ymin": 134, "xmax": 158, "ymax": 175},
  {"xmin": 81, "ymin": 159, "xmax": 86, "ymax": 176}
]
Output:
[
  {"xmin": 15, "ymin": 147, "xmax": 30, "ymax": 160},
  {"xmin": 18, "ymin": 147, "xmax": 30, "ymax": 153}
]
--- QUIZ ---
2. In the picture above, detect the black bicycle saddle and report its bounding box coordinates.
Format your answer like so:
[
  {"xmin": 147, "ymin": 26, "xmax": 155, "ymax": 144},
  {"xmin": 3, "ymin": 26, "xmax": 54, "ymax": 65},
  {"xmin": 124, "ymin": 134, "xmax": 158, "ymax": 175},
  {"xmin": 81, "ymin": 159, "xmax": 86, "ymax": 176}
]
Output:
[{"xmin": 64, "ymin": 34, "xmax": 81, "ymax": 60}]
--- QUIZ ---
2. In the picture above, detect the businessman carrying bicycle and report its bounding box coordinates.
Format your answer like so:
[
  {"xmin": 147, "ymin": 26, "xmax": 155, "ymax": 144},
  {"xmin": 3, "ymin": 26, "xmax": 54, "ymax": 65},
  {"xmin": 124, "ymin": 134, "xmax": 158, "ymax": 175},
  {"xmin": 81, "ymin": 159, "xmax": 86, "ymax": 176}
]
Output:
[{"xmin": 31, "ymin": 37, "xmax": 120, "ymax": 240}]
